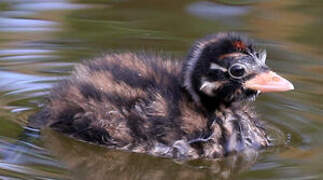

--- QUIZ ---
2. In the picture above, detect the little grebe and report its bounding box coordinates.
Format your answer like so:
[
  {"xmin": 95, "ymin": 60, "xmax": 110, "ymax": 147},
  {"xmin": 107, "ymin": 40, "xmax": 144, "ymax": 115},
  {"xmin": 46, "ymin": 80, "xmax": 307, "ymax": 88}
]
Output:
[{"xmin": 29, "ymin": 32, "xmax": 294, "ymax": 159}]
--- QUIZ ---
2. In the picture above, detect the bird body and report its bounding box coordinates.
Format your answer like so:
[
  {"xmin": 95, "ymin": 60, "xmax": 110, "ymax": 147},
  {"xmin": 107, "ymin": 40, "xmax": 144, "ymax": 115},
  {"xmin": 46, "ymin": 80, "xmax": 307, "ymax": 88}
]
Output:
[{"xmin": 29, "ymin": 33, "xmax": 293, "ymax": 159}]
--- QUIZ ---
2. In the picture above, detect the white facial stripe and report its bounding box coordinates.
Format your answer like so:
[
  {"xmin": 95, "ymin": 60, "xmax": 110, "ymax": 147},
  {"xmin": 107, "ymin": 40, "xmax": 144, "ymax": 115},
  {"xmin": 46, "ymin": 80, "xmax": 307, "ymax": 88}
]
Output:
[
  {"xmin": 259, "ymin": 49, "xmax": 267, "ymax": 64},
  {"xmin": 248, "ymin": 50, "xmax": 267, "ymax": 65},
  {"xmin": 210, "ymin": 63, "xmax": 227, "ymax": 72},
  {"xmin": 200, "ymin": 81, "xmax": 221, "ymax": 96},
  {"xmin": 200, "ymin": 82, "xmax": 210, "ymax": 91}
]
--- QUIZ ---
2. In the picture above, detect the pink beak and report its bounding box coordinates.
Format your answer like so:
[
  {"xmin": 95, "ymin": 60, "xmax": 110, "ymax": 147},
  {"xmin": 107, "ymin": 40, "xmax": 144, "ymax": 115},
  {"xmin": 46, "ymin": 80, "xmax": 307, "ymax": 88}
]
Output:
[{"xmin": 244, "ymin": 71, "xmax": 294, "ymax": 92}]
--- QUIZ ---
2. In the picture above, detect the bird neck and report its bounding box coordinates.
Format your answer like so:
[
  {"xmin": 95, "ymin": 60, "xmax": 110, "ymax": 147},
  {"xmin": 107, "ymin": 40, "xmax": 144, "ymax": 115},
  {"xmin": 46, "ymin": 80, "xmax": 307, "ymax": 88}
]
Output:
[
  {"xmin": 199, "ymin": 92, "xmax": 244, "ymax": 114},
  {"xmin": 181, "ymin": 86, "xmax": 246, "ymax": 115}
]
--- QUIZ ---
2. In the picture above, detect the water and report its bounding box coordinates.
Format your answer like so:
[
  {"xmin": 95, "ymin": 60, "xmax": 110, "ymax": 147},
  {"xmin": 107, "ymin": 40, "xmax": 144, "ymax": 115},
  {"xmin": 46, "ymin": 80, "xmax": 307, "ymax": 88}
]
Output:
[{"xmin": 0, "ymin": 0, "xmax": 322, "ymax": 179}]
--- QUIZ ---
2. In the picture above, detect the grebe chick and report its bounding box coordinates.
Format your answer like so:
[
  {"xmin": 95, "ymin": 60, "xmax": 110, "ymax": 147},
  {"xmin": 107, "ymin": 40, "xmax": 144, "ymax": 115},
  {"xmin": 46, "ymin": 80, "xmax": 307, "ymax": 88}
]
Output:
[{"xmin": 29, "ymin": 32, "xmax": 294, "ymax": 159}]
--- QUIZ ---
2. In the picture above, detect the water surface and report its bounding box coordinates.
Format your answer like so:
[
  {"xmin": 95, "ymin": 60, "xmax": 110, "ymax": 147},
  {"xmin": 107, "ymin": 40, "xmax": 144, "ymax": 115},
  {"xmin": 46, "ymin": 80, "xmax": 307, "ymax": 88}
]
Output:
[{"xmin": 0, "ymin": 0, "xmax": 322, "ymax": 179}]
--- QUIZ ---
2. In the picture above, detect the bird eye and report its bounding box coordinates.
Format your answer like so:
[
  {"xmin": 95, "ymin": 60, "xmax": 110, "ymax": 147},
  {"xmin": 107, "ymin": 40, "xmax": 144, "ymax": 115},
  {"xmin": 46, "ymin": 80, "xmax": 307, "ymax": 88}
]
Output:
[{"xmin": 228, "ymin": 63, "xmax": 247, "ymax": 79}]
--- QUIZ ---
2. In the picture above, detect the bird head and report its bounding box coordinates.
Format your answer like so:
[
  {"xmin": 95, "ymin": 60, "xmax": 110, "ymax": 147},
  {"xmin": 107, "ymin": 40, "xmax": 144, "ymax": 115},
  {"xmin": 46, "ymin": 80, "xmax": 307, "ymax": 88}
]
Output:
[{"xmin": 182, "ymin": 33, "xmax": 294, "ymax": 111}]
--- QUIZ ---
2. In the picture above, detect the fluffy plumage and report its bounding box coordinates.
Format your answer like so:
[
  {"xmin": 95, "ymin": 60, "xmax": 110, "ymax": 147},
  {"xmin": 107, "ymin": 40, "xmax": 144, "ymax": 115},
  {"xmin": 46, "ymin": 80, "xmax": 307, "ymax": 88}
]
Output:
[{"xmin": 29, "ymin": 32, "xmax": 292, "ymax": 159}]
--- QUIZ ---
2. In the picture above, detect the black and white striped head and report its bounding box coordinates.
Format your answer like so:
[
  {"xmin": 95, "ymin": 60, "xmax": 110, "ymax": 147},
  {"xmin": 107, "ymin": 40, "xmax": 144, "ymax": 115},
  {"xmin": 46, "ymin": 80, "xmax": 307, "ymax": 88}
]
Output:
[{"xmin": 182, "ymin": 33, "xmax": 293, "ymax": 110}]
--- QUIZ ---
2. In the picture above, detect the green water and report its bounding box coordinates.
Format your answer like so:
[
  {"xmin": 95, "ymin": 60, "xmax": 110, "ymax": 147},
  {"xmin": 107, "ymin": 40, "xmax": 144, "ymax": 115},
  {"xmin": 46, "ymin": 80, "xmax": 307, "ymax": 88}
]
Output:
[{"xmin": 0, "ymin": 0, "xmax": 322, "ymax": 179}]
